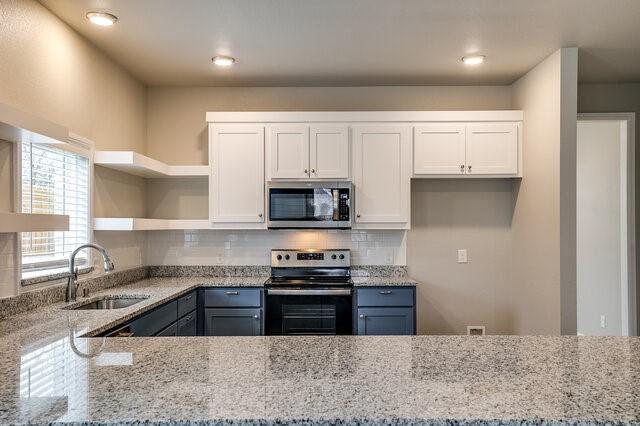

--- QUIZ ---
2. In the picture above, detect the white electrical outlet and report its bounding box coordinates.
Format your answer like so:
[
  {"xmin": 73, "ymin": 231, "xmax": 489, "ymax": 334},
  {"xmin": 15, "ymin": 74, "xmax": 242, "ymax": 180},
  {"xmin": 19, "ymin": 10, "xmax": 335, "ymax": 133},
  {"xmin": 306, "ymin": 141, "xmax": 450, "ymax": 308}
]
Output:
[
  {"xmin": 385, "ymin": 251, "xmax": 394, "ymax": 264},
  {"xmin": 457, "ymin": 249, "xmax": 468, "ymax": 263},
  {"xmin": 600, "ymin": 315, "xmax": 606, "ymax": 329}
]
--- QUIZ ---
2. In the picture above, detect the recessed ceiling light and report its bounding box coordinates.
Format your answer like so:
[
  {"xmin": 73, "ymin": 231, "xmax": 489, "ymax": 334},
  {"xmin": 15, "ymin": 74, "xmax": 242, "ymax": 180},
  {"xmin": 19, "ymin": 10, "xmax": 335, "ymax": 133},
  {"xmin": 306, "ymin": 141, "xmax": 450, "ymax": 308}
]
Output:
[
  {"xmin": 86, "ymin": 11, "xmax": 118, "ymax": 26},
  {"xmin": 212, "ymin": 56, "xmax": 236, "ymax": 67},
  {"xmin": 462, "ymin": 55, "xmax": 485, "ymax": 66}
]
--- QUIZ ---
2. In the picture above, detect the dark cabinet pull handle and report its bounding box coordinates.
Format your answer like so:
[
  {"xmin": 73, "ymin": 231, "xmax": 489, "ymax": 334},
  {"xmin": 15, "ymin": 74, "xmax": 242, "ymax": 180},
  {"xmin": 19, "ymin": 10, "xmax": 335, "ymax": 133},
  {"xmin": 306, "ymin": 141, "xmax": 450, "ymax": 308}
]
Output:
[
  {"xmin": 115, "ymin": 331, "xmax": 134, "ymax": 337},
  {"xmin": 185, "ymin": 295, "xmax": 192, "ymax": 301},
  {"xmin": 185, "ymin": 316, "xmax": 193, "ymax": 322},
  {"xmin": 225, "ymin": 291, "xmax": 239, "ymax": 295},
  {"xmin": 379, "ymin": 290, "xmax": 392, "ymax": 295}
]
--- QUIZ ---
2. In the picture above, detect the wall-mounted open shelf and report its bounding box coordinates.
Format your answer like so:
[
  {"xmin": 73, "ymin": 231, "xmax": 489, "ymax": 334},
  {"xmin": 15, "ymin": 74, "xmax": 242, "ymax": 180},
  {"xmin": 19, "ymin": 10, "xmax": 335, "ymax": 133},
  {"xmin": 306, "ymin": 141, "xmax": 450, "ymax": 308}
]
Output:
[
  {"xmin": 94, "ymin": 151, "xmax": 209, "ymax": 178},
  {"xmin": 0, "ymin": 212, "xmax": 69, "ymax": 233},
  {"xmin": 94, "ymin": 218, "xmax": 210, "ymax": 231}
]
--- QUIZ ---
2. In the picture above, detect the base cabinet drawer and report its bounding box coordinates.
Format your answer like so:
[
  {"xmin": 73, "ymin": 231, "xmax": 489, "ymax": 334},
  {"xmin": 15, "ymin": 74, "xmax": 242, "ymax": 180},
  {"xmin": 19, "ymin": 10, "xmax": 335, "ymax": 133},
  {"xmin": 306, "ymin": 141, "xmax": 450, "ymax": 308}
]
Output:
[
  {"xmin": 156, "ymin": 322, "xmax": 178, "ymax": 337},
  {"xmin": 130, "ymin": 300, "xmax": 178, "ymax": 336},
  {"xmin": 357, "ymin": 307, "xmax": 414, "ymax": 335},
  {"xmin": 177, "ymin": 310, "xmax": 197, "ymax": 336},
  {"xmin": 177, "ymin": 291, "xmax": 197, "ymax": 318},
  {"xmin": 204, "ymin": 308, "xmax": 262, "ymax": 336},
  {"xmin": 356, "ymin": 288, "xmax": 414, "ymax": 307},
  {"xmin": 203, "ymin": 288, "xmax": 262, "ymax": 307}
]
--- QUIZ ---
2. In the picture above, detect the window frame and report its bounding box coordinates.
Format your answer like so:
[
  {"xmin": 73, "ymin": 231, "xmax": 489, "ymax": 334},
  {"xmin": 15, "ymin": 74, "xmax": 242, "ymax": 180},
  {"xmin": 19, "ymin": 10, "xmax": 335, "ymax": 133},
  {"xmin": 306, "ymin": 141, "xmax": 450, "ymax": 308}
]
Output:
[{"xmin": 15, "ymin": 133, "xmax": 94, "ymax": 285}]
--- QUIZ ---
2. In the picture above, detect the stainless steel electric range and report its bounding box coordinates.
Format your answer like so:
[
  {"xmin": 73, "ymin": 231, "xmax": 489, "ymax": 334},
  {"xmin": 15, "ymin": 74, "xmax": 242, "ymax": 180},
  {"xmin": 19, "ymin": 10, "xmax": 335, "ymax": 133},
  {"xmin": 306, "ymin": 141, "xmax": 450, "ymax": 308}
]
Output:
[{"xmin": 264, "ymin": 249, "xmax": 353, "ymax": 335}]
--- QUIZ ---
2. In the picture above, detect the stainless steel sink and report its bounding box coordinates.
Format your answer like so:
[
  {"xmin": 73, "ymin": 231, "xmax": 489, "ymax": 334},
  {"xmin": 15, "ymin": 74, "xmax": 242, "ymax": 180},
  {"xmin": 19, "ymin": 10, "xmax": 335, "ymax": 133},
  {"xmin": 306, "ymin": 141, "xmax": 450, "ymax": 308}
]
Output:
[{"xmin": 65, "ymin": 296, "xmax": 148, "ymax": 310}]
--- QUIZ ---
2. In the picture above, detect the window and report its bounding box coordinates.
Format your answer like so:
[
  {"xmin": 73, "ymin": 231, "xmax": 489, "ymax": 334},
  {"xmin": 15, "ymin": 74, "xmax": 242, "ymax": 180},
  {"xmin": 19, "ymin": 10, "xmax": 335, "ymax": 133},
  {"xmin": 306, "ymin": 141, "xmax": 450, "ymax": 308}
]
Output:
[{"xmin": 21, "ymin": 142, "xmax": 90, "ymax": 278}]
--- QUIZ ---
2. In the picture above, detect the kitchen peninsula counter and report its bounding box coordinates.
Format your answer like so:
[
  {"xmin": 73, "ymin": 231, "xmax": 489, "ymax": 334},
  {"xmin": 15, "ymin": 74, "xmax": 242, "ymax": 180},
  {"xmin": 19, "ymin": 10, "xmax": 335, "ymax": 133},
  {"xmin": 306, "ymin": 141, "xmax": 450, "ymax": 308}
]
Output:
[{"xmin": 0, "ymin": 278, "xmax": 637, "ymax": 426}]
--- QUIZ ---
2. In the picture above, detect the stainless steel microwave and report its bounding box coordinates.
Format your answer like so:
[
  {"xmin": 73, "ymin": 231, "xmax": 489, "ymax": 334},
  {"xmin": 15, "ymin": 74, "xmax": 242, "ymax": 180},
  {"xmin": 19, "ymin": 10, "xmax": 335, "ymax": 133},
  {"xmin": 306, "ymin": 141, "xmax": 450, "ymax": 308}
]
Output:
[{"xmin": 267, "ymin": 181, "xmax": 352, "ymax": 229}]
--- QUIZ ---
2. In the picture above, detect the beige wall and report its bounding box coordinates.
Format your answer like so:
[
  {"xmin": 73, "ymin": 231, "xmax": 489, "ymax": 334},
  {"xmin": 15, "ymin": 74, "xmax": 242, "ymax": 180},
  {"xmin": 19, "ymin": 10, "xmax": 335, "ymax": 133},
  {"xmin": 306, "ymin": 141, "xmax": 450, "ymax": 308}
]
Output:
[
  {"xmin": 408, "ymin": 179, "xmax": 515, "ymax": 334},
  {"xmin": 0, "ymin": 0, "xmax": 148, "ymax": 297},
  {"xmin": 578, "ymin": 83, "xmax": 640, "ymax": 335},
  {"xmin": 510, "ymin": 48, "xmax": 578, "ymax": 335},
  {"xmin": 146, "ymin": 86, "xmax": 513, "ymax": 165}
]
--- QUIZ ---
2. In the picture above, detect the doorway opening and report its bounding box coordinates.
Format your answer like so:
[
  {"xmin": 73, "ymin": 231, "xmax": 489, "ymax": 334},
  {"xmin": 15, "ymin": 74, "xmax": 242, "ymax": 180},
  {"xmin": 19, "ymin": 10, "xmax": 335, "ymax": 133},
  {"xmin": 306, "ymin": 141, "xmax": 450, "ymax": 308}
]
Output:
[{"xmin": 577, "ymin": 113, "xmax": 636, "ymax": 336}]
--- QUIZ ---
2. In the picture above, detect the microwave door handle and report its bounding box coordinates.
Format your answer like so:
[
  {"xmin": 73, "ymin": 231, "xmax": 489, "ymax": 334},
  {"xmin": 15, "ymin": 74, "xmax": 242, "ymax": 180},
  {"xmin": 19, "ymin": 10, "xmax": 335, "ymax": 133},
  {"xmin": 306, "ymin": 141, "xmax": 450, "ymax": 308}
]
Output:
[{"xmin": 333, "ymin": 189, "xmax": 339, "ymax": 221}]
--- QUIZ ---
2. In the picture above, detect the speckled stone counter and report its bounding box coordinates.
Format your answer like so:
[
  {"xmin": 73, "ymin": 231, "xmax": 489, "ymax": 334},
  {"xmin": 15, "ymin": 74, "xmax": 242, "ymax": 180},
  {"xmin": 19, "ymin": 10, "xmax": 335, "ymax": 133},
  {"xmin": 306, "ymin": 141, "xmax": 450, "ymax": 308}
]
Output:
[{"xmin": 2, "ymin": 278, "xmax": 638, "ymax": 426}]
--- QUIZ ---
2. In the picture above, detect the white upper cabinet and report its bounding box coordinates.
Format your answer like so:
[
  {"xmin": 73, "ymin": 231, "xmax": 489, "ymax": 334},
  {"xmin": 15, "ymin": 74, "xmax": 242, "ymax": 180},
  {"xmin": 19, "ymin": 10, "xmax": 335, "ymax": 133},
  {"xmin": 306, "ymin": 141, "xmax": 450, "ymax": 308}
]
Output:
[
  {"xmin": 413, "ymin": 124, "xmax": 466, "ymax": 175},
  {"xmin": 465, "ymin": 123, "xmax": 519, "ymax": 175},
  {"xmin": 352, "ymin": 125, "xmax": 411, "ymax": 227},
  {"xmin": 268, "ymin": 125, "xmax": 309, "ymax": 179},
  {"xmin": 310, "ymin": 125, "xmax": 350, "ymax": 179},
  {"xmin": 413, "ymin": 122, "xmax": 520, "ymax": 177},
  {"xmin": 268, "ymin": 124, "xmax": 349, "ymax": 180},
  {"xmin": 209, "ymin": 124, "xmax": 265, "ymax": 226}
]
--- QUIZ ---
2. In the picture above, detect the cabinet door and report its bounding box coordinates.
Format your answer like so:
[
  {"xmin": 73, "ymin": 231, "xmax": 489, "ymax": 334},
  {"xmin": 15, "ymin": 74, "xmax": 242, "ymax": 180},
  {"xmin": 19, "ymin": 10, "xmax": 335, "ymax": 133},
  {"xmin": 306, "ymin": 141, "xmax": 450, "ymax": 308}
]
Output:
[
  {"xmin": 204, "ymin": 308, "xmax": 262, "ymax": 336},
  {"xmin": 210, "ymin": 125, "xmax": 265, "ymax": 223},
  {"xmin": 352, "ymin": 125, "xmax": 410, "ymax": 224},
  {"xmin": 465, "ymin": 123, "xmax": 519, "ymax": 175},
  {"xmin": 310, "ymin": 125, "xmax": 349, "ymax": 179},
  {"xmin": 357, "ymin": 307, "xmax": 414, "ymax": 335},
  {"xmin": 269, "ymin": 125, "xmax": 309, "ymax": 179},
  {"xmin": 413, "ymin": 124, "xmax": 466, "ymax": 175}
]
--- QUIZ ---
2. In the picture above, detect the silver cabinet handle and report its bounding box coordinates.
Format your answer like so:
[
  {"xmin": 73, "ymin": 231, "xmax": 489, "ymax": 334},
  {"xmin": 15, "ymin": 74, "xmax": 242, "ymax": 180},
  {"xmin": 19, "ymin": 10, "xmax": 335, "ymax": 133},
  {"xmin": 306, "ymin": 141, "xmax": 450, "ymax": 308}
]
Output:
[
  {"xmin": 311, "ymin": 169, "xmax": 316, "ymax": 174},
  {"xmin": 253, "ymin": 314, "xmax": 259, "ymax": 319},
  {"xmin": 460, "ymin": 164, "xmax": 464, "ymax": 173},
  {"xmin": 379, "ymin": 290, "xmax": 392, "ymax": 295},
  {"xmin": 304, "ymin": 169, "xmax": 308, "ymax": 174},
  {"xmin": 267, "ymin": 288, "xmax": 351, "ymax": 296},
  {"xmin": 359, "ymin": 314, "xmax": 365, "ymax": 319},
  {"xmin": 225, "ymin": 291, "xmax": 239, "ymax": 295},
  {"xmin": 185, "ymin": 315, "xmax": 193, "ymax": 322},
  {"xmin": 258, "ymin": 213, "xmax": 263, "ymax": 218},
  {"xmin": 185, "ymin": 295, "xmax": 192, "ymax": 301},
  {"xmin": 468, "ymin": 165, "xmax": 472, "ymax": 172},
  {"xmin": 356, "ymin": 214, "xmax": 361, "ymax": 218}
]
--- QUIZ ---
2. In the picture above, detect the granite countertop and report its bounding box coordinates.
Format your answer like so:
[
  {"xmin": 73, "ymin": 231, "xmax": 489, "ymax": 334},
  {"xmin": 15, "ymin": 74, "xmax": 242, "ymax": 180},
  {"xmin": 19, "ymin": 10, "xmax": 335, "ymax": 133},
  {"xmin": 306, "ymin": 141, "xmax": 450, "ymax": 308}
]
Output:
[{"xmin": 1, "ymin": 277, "xmax": 638, "ymax": 425}]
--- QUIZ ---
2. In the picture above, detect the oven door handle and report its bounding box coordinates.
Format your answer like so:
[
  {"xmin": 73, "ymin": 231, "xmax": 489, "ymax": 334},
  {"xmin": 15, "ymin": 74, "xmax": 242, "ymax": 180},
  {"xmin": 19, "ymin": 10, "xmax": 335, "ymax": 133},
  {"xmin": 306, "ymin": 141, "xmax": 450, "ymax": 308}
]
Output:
[{"xmin": 267, "ymin": 288, "xmax": 352, "ymax": 296}]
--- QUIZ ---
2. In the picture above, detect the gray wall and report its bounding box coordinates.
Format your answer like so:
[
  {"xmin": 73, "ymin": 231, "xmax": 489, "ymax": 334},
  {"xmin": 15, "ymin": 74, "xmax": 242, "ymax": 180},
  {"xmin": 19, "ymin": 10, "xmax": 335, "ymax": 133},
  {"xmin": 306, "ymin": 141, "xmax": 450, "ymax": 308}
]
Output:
[
  {"xmin": 509, "ymin": 48, "xmax": 578, "ymax": 335},
  {"xmin": 408, "ymin": 179, "xmax": 515, "ymax": 334}
]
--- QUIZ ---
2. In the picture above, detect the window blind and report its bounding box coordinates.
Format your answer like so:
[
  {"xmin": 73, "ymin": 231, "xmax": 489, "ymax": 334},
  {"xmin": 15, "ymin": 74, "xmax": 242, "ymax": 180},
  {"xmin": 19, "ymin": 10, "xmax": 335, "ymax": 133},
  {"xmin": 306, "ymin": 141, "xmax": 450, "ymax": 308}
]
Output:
[{"xmin": 21, "ymin": 142, "xmax": 90, "ymax": 276}]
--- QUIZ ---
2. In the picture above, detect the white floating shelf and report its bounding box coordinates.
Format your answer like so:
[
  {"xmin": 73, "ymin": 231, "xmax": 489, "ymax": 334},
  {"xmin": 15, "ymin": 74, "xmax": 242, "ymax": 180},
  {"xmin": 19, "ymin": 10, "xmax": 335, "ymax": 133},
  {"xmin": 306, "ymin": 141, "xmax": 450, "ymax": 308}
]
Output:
[
  {"xmin": 94, "ymin": 151, "xmax": 209, "ymax": 178},
  {"xmin": 94, "ymin": 218, "xmax": 210, "ymax": 231},
  {"xmin": 0, "ymin": 212, "xmax": 69, "ymax": 233}
]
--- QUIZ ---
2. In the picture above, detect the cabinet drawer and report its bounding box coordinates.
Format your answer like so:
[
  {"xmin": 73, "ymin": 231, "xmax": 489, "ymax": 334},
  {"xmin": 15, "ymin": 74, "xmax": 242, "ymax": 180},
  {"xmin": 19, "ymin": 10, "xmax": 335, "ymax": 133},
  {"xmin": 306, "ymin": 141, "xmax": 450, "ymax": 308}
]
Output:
[
  {"xmin": 155, "ymin": 322, "xmax": 178, "ymax": 337},
  {"xmin": 356, "ymin": 288, "xmax": 414, "ymax": 307},
  {"xmin": 203, "ymin": 288, "xmax": 262, "ymax": 307},
  {"xmin": 178, "ymin": 291, "xmax": 197, "ymax": 318},
  {"xmin": 130, "ymin": 300, "xmax": 177, "ymax": 336},
  {"xmin": 177, "ymin": 309, "xmax": 197, "ymax": 336}
]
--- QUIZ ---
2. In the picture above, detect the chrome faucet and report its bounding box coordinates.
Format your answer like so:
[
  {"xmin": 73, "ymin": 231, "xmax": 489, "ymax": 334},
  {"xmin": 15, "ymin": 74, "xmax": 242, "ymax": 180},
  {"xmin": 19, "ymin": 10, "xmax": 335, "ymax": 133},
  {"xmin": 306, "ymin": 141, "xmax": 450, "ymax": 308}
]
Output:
[{"xmin": 66, "ymin": 243, "xmax": 115, "ymax": 302}]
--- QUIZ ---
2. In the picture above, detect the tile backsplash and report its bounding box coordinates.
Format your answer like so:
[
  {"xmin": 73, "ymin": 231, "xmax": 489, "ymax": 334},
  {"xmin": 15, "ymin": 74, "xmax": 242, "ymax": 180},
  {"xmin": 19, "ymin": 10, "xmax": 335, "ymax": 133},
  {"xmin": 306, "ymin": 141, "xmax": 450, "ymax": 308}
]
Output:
[{"xmin": 145, "ymin": 229, "xmax": 407, "ymax": 266}]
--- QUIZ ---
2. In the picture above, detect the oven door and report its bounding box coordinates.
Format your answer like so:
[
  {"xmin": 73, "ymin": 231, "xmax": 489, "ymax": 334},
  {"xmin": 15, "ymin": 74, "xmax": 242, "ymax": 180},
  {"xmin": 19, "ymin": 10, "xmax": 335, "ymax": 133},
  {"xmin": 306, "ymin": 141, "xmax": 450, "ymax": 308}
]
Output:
[
  {"xmin": 265, "ymin": 288, "xmax": 353, "ymax": 335},
  {"xmin": 267, "ymin": 183, "xmax": 351, "ymax": 229}
]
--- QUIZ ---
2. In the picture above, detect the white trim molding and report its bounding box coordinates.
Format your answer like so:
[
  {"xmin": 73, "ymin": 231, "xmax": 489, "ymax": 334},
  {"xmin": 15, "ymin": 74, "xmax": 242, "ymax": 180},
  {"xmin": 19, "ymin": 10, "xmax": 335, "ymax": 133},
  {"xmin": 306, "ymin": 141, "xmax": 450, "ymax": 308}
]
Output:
[{"xmin": 206, "ymin": 110, "xmax": 524, "ymax": 123}]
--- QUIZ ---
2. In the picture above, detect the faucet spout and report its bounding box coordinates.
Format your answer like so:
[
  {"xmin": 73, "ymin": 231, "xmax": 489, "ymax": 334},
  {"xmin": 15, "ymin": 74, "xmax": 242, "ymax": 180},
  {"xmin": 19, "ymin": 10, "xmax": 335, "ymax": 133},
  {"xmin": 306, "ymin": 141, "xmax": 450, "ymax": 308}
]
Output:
[{"xmin": 66, "ymin": 243, "xmax": 115, "ymax": 303}]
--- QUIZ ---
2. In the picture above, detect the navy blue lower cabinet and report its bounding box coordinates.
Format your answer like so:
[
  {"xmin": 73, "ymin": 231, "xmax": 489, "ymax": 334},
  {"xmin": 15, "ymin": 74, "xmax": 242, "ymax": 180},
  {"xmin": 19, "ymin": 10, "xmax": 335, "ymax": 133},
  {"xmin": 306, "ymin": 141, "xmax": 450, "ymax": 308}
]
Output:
[
  {"xmin": 357, "ymin": 307, "xmax": 414, "ymax": 335},
  {"xmin": 355, "ymin": 287, "xmax": 416, "ymax": 335},
  {"xmin": 155, "ymin": 322, "xmax": 178, "ymax": 337},
  {"xmin": 204, "ymin": 308, "xmax": 262, "ymax": 336},
  {"xmin": 129, "ymin": 300, "xmax": 178, "ymax": 336},
  {"xmin": 177, "ymin": 310, "xmax": 197, "ymax": 336}
]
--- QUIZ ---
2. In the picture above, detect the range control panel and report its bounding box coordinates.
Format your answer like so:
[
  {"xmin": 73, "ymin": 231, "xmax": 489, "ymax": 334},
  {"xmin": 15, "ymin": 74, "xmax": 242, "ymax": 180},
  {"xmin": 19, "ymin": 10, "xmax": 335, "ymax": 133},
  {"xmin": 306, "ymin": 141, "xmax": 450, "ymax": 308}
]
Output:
[{"xmin": 271, "ymin": 249, "xmax": 350, "ymax": 267}]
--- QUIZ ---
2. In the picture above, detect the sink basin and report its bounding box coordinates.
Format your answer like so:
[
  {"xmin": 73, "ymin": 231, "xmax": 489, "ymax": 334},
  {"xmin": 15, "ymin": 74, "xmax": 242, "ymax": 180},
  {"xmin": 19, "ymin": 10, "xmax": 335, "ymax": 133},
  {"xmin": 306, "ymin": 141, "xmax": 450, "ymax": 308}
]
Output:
[{"xmin": 65, "ymin": 296, "xmax": 148, "ymax": 310}]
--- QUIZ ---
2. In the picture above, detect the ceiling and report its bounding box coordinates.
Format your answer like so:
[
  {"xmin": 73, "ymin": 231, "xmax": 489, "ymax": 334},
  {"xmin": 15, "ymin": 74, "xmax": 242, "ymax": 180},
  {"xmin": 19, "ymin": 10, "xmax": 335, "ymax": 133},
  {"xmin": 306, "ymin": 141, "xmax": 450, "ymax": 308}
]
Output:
[{"xmin": 40, "ymin": 0, "xmax": 640, "ymax": 87}]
